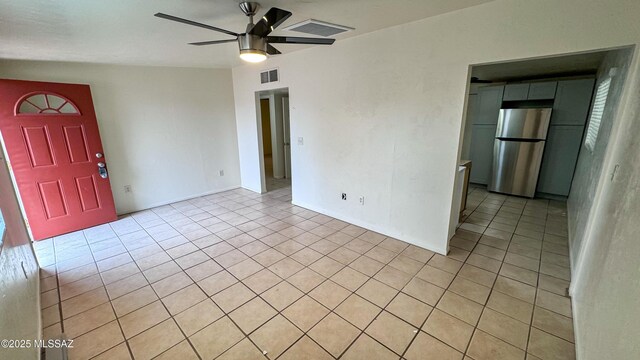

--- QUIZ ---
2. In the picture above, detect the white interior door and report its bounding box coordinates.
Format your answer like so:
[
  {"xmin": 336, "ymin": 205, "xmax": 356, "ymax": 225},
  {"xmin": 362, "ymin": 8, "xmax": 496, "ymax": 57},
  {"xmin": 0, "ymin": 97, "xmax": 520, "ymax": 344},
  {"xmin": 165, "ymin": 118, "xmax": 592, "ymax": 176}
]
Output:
[{"xmin": 282, "ymin": 96, "xmax": 291, "ymax": 179}]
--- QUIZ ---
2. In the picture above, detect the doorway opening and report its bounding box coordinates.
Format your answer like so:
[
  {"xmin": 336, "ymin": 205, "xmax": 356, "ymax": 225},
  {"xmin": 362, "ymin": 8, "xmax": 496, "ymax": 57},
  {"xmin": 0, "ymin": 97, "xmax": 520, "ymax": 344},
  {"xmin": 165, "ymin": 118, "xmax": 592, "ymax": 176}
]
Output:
[
  {"xmin": 256, "ymin": 87, "xmax": 291, "ymax": 193},
  {"xmin": 448, "ymin": 46, "xmax": 633, "ymax": 248}
]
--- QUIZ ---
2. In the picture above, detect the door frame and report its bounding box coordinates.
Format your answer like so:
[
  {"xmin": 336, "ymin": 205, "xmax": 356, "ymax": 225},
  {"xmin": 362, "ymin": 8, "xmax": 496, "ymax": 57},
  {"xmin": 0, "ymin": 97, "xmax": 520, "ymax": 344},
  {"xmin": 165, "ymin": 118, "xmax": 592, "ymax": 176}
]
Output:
[
  {"xmin": 254, "ymin": 87, "xmax": 290, "ymax": 193},
  {"xmin": 282, "ymin": 95, "xmax": 291, "ymax": 179},
  {"xmin": 0, "ymin": 134, "xmax": 34, "ymax": 239}
]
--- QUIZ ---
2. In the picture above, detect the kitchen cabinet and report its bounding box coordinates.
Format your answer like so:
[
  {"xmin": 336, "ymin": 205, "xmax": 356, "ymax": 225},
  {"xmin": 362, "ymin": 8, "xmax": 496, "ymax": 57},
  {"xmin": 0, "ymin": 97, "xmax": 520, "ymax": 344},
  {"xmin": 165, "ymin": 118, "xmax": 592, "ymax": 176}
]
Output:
[
  {"xmin": 528, "ymin": 81, "xmax": 557, "ymax": 100},
  {"xmin": 473, "ymin": 85, "xmax": 504, "ymax": 125},
  {"xmin": 464, "ymin": 78, "xmax": 594, "ymax": 192},
  {"xmin": 537, "ymin": 125, "xmax": 585, "ymax": 196},
  {"xmin": 504, "ymin": 82, "xmax": 558, "ymax": 101},
  {"xmin": 550, "ymin": 79, "xmax": 596, "ymax": 125},
  {"xmin": 469, "ymin": 124, "xmax": 497, "ymax": 184},
  {"xmin": 503, "ymin": 84, "xmax": 530, "ymax": 101}
]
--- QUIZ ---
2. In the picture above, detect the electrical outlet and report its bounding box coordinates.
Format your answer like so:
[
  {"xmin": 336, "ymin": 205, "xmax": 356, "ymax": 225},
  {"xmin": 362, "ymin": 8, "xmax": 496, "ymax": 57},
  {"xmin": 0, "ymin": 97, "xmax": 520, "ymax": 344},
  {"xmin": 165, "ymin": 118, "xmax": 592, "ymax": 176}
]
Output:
[
  {"xmin": 298, "ymin": 137, "xmax": 304, "ymax": 145},
  {"xmin": 341, "ymin": 193, "xmax": 347, "ymax": 200},
  {"xmin": 124, "ymin": 185, "xmax": 132, "ymax": 193},
  {"xmin": 359, "ymin": 196, "xmax": 365, "ymax": 205},
  {"xmin": 219, "ymin": 170, "xmax": 225, "ymax": 176}
]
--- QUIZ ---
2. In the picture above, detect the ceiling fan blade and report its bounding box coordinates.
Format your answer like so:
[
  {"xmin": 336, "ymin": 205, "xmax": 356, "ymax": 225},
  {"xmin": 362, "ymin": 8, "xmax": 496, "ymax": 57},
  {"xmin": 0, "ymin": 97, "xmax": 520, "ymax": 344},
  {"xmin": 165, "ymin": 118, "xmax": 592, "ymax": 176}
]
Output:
[
  {"xmin": 267, "ymin": 36, "xmax": 335, "ymax": 45},
  {"xmin": 249, "ymin": 7, "xmax": 292, "ymax": 37},
  {"xmin": 266, "ymin": 44, "xmax": 281, "ymax": 55},
  {"xmin": 189, "ymin": 39, "xmax": 238, "ymax": 46},
  {"xmin": 155, "ymin": 13, "xmax": 238, "ymax": 37}
]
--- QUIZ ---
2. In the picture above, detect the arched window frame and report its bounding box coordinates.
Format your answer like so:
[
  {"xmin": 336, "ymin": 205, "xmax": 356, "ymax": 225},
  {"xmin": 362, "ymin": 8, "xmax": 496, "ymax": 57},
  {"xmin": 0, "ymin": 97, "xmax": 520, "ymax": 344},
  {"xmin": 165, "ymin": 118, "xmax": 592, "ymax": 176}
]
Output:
[{"xmin": 14, "ymin": 92, "xmax": 81, "ymax": 116}]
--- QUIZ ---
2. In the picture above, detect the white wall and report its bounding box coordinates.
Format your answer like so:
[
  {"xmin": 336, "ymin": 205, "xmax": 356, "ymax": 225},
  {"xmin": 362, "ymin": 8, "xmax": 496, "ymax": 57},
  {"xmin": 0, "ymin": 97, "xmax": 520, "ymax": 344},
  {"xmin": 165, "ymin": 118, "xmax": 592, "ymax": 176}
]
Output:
[
  {"xmin": 0, "ymin": 61, "xmax": 241, "ymax": 214},
  {"xmin": 568, "ymin": 56, "xmax": 640, "ymax": 360},
  {"xmin": 232, "ymin": 0, "xmax": 640, "ymax": 256},
  {"xmin": 567, "ymin": 48, "xmax": 633, "ymax": 277}
]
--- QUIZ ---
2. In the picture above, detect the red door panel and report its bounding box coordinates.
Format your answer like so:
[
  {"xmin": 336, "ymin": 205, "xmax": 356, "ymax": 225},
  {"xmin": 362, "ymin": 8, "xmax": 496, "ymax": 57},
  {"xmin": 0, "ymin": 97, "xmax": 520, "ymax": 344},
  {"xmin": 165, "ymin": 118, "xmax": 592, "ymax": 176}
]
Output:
[
  {"xmin": 63, "ymin": 125, "xmax": 91, "ymax": 163},
  {"xmin": 23, "ymin": 126, "xmax": 56, "ymax": 167},
  {"xmin": 0, "ymin": 79, "xmax": 117, "ymax": 240}
]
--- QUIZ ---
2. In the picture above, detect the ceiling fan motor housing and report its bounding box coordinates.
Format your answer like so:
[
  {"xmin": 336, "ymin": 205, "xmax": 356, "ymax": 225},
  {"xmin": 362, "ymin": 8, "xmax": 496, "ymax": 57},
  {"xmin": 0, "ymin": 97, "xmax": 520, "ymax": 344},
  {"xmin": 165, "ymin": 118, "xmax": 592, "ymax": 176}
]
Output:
[{"xmin": 238, "ymin": 34, "xmax": 267, "ymax": 55}]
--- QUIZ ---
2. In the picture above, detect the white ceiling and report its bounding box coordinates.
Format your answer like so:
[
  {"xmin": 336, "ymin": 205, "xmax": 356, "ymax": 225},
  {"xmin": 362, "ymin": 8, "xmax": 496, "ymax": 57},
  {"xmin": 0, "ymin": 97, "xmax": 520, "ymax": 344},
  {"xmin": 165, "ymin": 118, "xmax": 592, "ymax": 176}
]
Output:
[{"xmin": 0, "ymin": 0, "xmax": 494, "ymax": 68}]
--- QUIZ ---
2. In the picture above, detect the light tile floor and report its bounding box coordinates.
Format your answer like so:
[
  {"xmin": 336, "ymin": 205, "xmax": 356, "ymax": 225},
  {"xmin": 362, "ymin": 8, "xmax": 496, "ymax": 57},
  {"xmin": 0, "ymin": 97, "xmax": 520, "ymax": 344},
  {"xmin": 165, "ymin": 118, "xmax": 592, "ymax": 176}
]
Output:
[
  {"xmin": 34, "ymin": 185, "xmax": 576, "ymax": 360},
  {"xmin": 264, "ymin": 154, "xmax": 292, "ymax": 192}
]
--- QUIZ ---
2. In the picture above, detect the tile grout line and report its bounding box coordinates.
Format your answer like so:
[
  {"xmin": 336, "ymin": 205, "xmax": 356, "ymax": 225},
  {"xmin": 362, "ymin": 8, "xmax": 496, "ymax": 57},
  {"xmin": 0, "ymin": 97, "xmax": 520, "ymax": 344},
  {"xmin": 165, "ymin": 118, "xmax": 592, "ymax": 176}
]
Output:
[
  {"xmin": 55, "ymin": 229, "xmax": 137, "ymax": 360},
  {"xmin": 126, "ymin": 190, "xmax": 367, "ymax": 360},
  {"xmin": 41, "ymin": 185, "xmax": 574, "ymax": 359},
  {"xmin": 114, "ymin": 214, "xmax": 205, "ymax": 360},
  {"xmin": 459, "ymin": 188, "xmax": 573, "ymax": 357}
]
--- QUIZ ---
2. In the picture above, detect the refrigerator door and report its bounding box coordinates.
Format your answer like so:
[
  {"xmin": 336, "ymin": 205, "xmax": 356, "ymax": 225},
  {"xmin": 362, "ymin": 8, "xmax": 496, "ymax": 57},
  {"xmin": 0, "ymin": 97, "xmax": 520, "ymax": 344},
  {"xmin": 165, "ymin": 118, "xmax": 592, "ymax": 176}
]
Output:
[
  {"xmin": 496, "ymin": 108, "xmax": 552, "ymax": 140},
  {"xmin": 488, "ymin": 139, "xmax": 546, "ymax": 197}
]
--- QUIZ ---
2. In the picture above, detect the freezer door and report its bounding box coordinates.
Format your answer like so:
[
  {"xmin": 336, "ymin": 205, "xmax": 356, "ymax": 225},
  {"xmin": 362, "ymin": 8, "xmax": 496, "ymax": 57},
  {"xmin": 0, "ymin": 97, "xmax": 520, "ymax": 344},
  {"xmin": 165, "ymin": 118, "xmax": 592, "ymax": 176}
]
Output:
[
  {"xmin": 488, "ymin": 139, "xmax": 546, "ymax": 197},
  {"xmin": 496, "ymin": 108, "xmax": 552, "ymax": 140}
]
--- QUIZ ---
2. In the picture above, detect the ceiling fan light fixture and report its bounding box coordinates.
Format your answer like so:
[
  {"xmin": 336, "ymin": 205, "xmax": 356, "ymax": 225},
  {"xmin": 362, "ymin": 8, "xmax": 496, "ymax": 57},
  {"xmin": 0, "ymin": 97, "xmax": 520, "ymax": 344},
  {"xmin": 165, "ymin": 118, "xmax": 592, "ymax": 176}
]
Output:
[
  {"xmin": 239, "ymin": 49, "xmax": 267, "ymax": 63},
  {"xmin": 238, "ymin": 34, "xmax": 268, "ymax": 63}
]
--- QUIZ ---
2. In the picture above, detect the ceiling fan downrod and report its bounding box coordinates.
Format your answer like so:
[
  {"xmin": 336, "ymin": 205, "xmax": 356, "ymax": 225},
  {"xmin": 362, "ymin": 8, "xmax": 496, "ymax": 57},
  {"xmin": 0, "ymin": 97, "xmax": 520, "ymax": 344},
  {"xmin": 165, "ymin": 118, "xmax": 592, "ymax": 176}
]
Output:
[{"xmin": 239, "ymin": 1, "xmax": 260, "ymax": 30}]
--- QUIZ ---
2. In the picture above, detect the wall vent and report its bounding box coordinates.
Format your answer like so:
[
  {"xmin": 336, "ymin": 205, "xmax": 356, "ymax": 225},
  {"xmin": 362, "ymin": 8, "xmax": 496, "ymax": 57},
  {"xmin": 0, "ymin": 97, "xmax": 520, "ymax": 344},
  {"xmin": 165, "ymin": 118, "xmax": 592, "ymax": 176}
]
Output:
[
  {"xmin": 282, "ymin": 19, "xmax": 354, "ymax": 37},
  {"xmin": 260, "ymin": 68, "xmax": 279, "ymax": 84}
]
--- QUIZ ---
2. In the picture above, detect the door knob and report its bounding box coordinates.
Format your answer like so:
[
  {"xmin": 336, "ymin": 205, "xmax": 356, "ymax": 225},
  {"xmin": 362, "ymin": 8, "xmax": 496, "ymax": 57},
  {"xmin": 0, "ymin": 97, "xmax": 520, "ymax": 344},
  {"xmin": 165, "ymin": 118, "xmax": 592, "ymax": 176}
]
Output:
[{"xmin": 96, "ymin": 152, "xmax": 103, "ymax": 158}]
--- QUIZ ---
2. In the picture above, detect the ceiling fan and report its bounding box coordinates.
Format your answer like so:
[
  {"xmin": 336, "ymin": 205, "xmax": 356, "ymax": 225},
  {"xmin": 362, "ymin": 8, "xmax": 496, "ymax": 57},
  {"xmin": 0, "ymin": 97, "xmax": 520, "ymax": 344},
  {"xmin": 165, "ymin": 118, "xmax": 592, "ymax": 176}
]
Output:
[{"xmin": 155, "ymin": 1, "xmax": 336, "ymax": 63}]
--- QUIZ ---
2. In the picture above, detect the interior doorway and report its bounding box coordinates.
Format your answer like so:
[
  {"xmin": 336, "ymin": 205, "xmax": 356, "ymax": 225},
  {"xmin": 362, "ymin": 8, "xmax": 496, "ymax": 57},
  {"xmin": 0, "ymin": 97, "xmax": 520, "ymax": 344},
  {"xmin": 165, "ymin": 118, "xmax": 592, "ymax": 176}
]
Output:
[
  {"xmin": 257, "ymin": 88, "xmax": 291, "ymax": 193},
  {"xmin": 449, "ymin": 46, "xmax": 633, "ymax": 245}
]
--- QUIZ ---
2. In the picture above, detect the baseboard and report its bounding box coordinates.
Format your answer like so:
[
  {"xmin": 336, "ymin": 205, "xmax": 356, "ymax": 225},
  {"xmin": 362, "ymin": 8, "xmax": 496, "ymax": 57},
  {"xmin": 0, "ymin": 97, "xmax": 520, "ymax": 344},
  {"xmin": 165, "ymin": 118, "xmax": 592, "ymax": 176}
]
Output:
[
  {"xmin": 241, "ymin": 185, "xmax": 263, "ymax": 194},
  {"xmin": 118, "ymin": 185, "xmax": 241, "ymax": 215},
  {"xmin": 571, "ymin": 296, "xmax": 582, "ymax": 360},
  {"xmin": 566, "ymin": 215, "xmax": 582, "ymax": 360},
  {"xmin": 535, "ymin": 192, "xmax": 569, "ymax": 201},
  {"xmin": 291, "ymin": 199, "xmax": 448, "ymax": 255}
]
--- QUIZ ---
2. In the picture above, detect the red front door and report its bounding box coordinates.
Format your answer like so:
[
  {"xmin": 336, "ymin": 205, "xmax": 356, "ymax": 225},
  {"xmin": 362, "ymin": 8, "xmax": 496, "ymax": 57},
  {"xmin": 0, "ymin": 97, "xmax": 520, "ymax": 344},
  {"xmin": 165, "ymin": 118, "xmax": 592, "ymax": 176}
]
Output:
[{"xmin": 0, "ymin": 79, "xmax": 117, "ymax": 240}]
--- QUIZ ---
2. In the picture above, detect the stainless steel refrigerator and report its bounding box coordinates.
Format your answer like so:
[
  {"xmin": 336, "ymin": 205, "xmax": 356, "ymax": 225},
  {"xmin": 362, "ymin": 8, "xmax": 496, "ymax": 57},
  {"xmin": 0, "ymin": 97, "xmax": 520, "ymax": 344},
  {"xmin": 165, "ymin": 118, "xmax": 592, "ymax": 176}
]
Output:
[{"xmin": 488, "ymin": 108, "xmax": 552, "ymax": 198}]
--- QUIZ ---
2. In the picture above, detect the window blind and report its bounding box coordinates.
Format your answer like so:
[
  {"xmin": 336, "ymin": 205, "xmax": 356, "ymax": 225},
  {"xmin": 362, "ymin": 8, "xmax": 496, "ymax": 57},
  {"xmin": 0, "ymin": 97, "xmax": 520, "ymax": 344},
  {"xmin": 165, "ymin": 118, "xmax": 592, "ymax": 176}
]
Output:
[{"xmin": 585, "ymin": 77, "xmax": 611, "ymax": 152}]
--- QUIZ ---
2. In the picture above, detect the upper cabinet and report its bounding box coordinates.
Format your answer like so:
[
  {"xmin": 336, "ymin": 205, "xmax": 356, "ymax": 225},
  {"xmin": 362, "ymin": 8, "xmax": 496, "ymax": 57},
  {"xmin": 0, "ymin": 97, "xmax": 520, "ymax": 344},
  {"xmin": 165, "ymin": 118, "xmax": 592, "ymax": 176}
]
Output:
[
  {"xmin": 503, "ymin": 81, "xmax": 558, "ymax": 101},
  {"xmin": 550, "ymin": 79, "xmax": 596, "ymax": 125},
  {"xmin": 473, "ymin": 85, "xmax": 504, "ymax": 125},
  {"xmin": 528, "ymin": 82, "xmax": 558, "ymax": 100},
  {"xmin": 503, "ymin": 84, "xmax": 530, "ymax": 101}
]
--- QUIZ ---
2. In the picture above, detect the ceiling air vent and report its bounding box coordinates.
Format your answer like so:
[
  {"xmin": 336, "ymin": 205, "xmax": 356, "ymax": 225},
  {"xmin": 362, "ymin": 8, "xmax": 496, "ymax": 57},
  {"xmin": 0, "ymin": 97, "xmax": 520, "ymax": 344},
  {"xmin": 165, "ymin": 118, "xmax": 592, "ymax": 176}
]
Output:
[
  {"xmin": 260, "ymin": 68, "xmax": 279, "ymax": 84},
  {"xmin": 282, "ymin": 19, "xmax": 354, "ymax": 37}
]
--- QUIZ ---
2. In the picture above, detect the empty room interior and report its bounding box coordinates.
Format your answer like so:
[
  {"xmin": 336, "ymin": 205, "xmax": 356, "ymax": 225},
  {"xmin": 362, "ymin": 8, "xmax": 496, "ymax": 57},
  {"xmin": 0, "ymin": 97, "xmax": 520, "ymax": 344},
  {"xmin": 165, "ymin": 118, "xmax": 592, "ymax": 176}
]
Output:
[{"xmin": 0, "ymin": 1, "xmax": 639, "ymax": 359}]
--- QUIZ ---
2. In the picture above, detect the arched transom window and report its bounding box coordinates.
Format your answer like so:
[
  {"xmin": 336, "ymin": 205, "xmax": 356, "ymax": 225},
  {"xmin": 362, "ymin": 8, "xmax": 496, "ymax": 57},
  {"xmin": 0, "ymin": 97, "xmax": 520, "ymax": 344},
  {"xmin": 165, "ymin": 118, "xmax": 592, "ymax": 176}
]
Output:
[{"xmin": 16, "ymin": 93, "xmax": 80, "ymax": 115}]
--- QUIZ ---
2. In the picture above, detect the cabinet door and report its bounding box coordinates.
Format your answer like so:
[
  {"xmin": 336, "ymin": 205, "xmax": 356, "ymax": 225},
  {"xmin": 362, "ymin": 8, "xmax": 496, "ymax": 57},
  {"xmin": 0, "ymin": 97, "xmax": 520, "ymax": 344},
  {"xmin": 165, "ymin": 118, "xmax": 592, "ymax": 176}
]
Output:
[
  {"xmin": 550, "ymin": 79, "xmax": 595, "ymax": 125},
  {"xmin": 503, "ymin": 84, "xmax": 530, "ymax": 101},
  {"xmin": 537, "ymin": 125, "xmax": 585, "ymax": 196},
  {"xmin": 461, "ymin": 94, "xmax": 479, "ymax": 160},
  {"xmin": 474, "ymin": 86, "xmax": 504, "ymax": 125},
  {"xmin": 469, "ymin": 124, "xmax": 497, "ymax": 184},
  {"xmin": 528, "ymin": 82, "xmax": 557, "ymax": 100}
]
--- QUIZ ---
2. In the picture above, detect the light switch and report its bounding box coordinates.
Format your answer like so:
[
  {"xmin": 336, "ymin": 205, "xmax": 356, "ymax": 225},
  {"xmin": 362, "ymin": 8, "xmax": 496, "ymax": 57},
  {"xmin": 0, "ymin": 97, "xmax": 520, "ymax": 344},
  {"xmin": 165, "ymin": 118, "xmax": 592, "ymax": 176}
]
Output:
[{"xmin": 298, "ymin": 137, "xmax": 304, "ymax": 145}]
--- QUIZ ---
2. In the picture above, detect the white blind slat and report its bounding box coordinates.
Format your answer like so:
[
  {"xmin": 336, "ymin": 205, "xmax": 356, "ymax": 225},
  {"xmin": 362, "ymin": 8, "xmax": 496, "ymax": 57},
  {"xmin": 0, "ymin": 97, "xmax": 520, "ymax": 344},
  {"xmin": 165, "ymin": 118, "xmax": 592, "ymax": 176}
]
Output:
[{"xmin": 585, "ymin": 78, "xmax": 611, "ymax": 152}]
